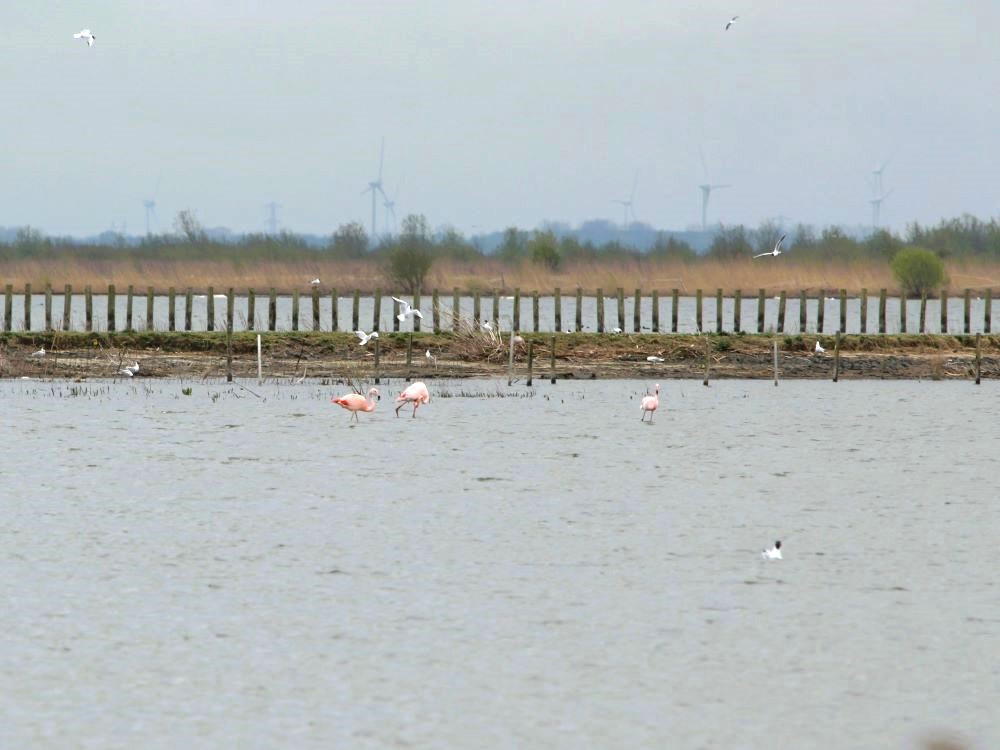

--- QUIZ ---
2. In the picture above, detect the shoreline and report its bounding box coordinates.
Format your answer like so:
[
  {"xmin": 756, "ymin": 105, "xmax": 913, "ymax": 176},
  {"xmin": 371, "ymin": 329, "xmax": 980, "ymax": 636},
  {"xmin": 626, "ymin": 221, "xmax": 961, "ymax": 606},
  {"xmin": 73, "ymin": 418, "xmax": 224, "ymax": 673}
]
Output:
[{"xmin": 1, "ymin": 332, "xmax": 996, "ymax": 381}]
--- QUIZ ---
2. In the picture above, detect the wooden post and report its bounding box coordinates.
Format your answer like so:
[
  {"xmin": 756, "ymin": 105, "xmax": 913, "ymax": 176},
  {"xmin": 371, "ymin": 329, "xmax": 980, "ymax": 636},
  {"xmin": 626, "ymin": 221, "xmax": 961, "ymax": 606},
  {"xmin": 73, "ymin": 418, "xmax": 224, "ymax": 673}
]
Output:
[
  {"xmin": 168, "ymin": 287, "xmax": 176, "ymax": 331},
  {"xmin": 651, "ymin": 290, "xmax": 659, "ymax": 333},
  {"xmin": 940, "ymin": 289, "xmax": 948, "ymax": 334},
  {"xmin": 145, "ymin": 286, "xmax": 154, "ymax": 331},
  {"xmin": 757, "ymin": 289, "xmax": 765, "ymax": 333},
  {"xmin": 596, "ymin": 288, "xmax": 605, "ymax": 333},
  {"xmin": 526, "ymin": 340, "xmax": 534, "ymax": 386},
  {"xmin": 373, "ymin": 289, "xmax": 381, "ymax": 332},
  {"xmin": 331, "ymin": 288, "xmax": 339, "ymax": 332},
  {"xmin": 575, "ymin": 288, "xmax": 583, "ymax": 332},
  {"xmin": 107, "ymin": 284, "xmax": 115, "ymax": 332},
  {"xmin": 393, "ymin": 296, "xmax": 400, "ymax": 332},
  {"xmin": 85, "ymin": 285, "xmax": 93, "ymax": 332},
  {"xmin": 878, "ymin": 289, "xmax": 887, "ymax": 334},
  {"xmin": 554, "ymin": 287, "xmax": 562, "ymax": 333},
  {"xmin": 125, "ymin": 285, "xmax": 134, "ymax": 331},
  {"xmin": 817, "ymin": 290, "xmax": 825, "ymax": 334},
  {"xmin": 226, "ymin": 288, "xmax": 235, "ymax": 333},
  {"xmin": 799, "ymin": 290, "xmax": 806, "ymax": 333},
  {"xmin": 44, "ymin": 284, "xmax": 53, "ymax": 331},
  {"xmin": 257, "ymin": 334, "xmax": 262, "ymax": 385},
  {"xmin": 291, "ymin": 291, "xmax": 299, "ymax": 331},
  {"xmin": 715, "ymin": 289, "xmax": 723, "ymax": 333},
  {"xmin": 986, "ymin": 288, "xmax": 992, "ymax": 334},
  {"xmin": 491, "ymin": 289, "xmax": 498, "ymax": 330},
  {"xmin": 964, "ymin": 289, "xmax": 971, "ymax": 334},
  {"xmin": 735, "ymin": 289, "xmax": 743, "ymax": 333},
  {"xmin": 550, "ymin": 335, "xmax": 556, "ymax": 384},
  {"xmin": 513, "ymin": 288, "xmax": 521, "ymax": 331},
  {"xmin": 532, "ymin": 291, "xmax": 540, "ymax": 332},
  {"xmin": 247, "ymin": 289, "xmax": 256, "ymax": 331},
  {"xmin": 696, "ymin": 289, "xmax": 703, "ymax": 333},
  {"xmin": 473, "ymin": 291, "xmax": 481, "ymax": 328},
  {"xmin": 507, "ymin": 328, "xmax": 515, "ymax": 386},
  {"xmin": 24, "ymin": 284, "xmax": 32, "ymax": 331},
  {"xmin": 702, "ymin": 334, "xmax": 710, "ymax": 386},
  {"xmin": 900, "ymin": 291, "xmax": 907, "ymax": 333},
  {"xmin": 452, "ymin": 287, "xmax": 460, "ymax": 332},
  {"xmin": 413, "ymin": 288, "xmax": 421, "ymax": 332},
  {"xmin": 671, "ymin": 289, "xmax": 679, "ymax": 333},
  {"xmin": 777, "ymin": 291, "xmax": 787, "ymax": 333},
  {"xmin": 919, "ymin": 292, "xmax": 927, "ymax": 334},
  {"xmin": 635, "ymin": 288, "xmax": 642, "ymax": 333},
  {"xmin": 352, "ymin": 290, "xmax": 360, "ymax": 332},
  {"xmin": 185, "ymin": 288, "xmax": 193, "ymax": 331},
  {"xmin": 975, "ymin": 332, "xmax": 981, "ymax": 385},
  {"xmin": 206, "ymin": 286, "xmax": 214, "ymax": 332},
  {"xmin": 3, "ymin": 284, "xmax": 11, "ymax": 331},
  {"xmin": 860, "ymin": 288, "xmax": 868, "ymax": 333},
  {"xmin": 433, "ymin": 288, "xmax": 440, "ymax": 333},
  {"xmin": 833, "ymin": 331, "xmax": 841, "ymax": 382},
  {"xmin": 63, "ymin": 285, "xmax": 72, "ymax": 331},
  {"xmin": 406, "ymin": 332, "xmax": 413, "ymax": 380},
  {"xmin": 373, "ymin": 335, "xmax": 381, "ymax": 384},
  {"xmin": 616, "ymin": 288, "xmax": 625, "ymax": 332},
  {"xmin": 225, "ymin": 299, "xmax": 233, "ymax": 383},
  {"xmin": 268, "ymin": 288, "xmax": 277, "ymax": 331},
  {"xmin": 772, "ymin": 338, "xmax": 779, "ymax": 387},
  {"xmin": 312, "ymin": 287, "xmax": 320, "ymax": 331},
  {"xmin": 839, "ymin": 289, "xmax": 847, "ymax": 333}
]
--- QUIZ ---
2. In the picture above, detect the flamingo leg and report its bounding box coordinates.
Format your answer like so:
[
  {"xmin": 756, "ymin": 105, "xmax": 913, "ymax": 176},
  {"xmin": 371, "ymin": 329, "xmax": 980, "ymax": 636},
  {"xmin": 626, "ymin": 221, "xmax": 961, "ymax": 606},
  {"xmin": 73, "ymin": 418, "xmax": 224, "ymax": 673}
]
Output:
[
  {"xmin": 395, "ymin": 402, "xmax": 404, "ymax": 417},
  {"xmin": 412, "ymin": 402, "xmax": 418, "ymax": 417}
]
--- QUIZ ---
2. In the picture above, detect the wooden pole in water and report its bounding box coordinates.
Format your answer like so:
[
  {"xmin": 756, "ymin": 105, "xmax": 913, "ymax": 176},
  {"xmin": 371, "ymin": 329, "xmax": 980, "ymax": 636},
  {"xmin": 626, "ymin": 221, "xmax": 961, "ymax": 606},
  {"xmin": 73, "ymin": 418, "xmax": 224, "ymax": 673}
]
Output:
[
  {"xmin": 125, "ymin": 285, "xmax": 134, "ymax": 332},
  {"xmin": 352, "ymin": 289, "xmax": 360, "ymax": 332},
  {"xmin": 616, "ymin": 288, "xmax": 625, "ymax": 332},
  {"xmin": 635, "ymin": 288, "xmax": 642, "ymax": 333},
  {"xmin": 696, "ymin": 289, "xmax": 703, "ymax": 333},
  {"xmin": 206, "ymin": 286, "xmax": 214, "ymax": 332},
  {"xmin": 839, "ymin": 289, "xmax": 847, "ymax": 333},
  {"xmin": 225, "ymin": 302, "xmax": 233, "ymax": 383},
  {"xmin": 247, "ymin": 289, "xmax": 255, "ymax": 331},
  {"xmin": 734, "ymin": 289, "xmax": 744, "ymax": 333},
  {"xmin": 312, "ymin": 287, "xmax": 320, "ymax": 331},
  {"xmin": 833, "ymin": 331, "xmax": 841, "ymax": 382},
  {"xmin": 145, "ymin": 286, "xmax": 154, "ymax": 331},
  {"xmin": 432, "ymin": 288, "xmax": 441, "ymax": 334},
  {"xmin": 44, "ymin": 284, "xmax": 53, "ymax": 331},
  {"xmin": 554, "ymin": 287, "xmax": 562, "ymax": 333},
  {"xmin": 513, "ymin": 288, "xmax": 521, "ymax": 331},
  {"xmin": 331, "ymin": 288, "xmax": 339, "ymax": 332},
  {"xmin": 671, "ymin": 289, "xmax": 679, "ymax": 333},
  {"xmin": 226, "ymin": 288, "xmax": 235, "ymax": 334},
  {"xmin": 550, "ymin": 335, "xmax": 556, "ymax": 384},
  {"xmin": 507, "ymin": 327, "xmax": 515, "ymax": 386},
  {"xmin": 532, "ymin": 291, "xmax": 540, "ymax": 332},
  {"xmin": 3, "ymin": 284, "xmax": 11, "ymax": 332},
  {"xmin": 63, "ymin": 284, "xmax": 72, "ymax": 331},
  {"xmin": 919, "ymin": 292, "xmax": 927, "ymax": 334},
  {"xmin": 393, "ymin": 296, "xmax": 400, "ymax": 332},
  {"xmin": 964, "ymin": 289, "xmax": 971, "ymax": 334},
  {"xmin": 777, "ymin": 291, "xmax": 787, "ymax": 333},
  {"xmin": 373, "ymin": 288, "xmax": 381, "ymax": 333},
  {"xmin": 900, "ymin": 291, "xmax": 907, "ymax": 333},
  {"xmin": 985, "ymin": 288, "xmax": 992, "ymax": 333},
  {"xmin": 596, "ymin": 288, "xmax": 605, "ymax": 333},
  {"xmin": 268, "ymin": 288, "xmax": 277, "ymax": 331},
  {"xmin": 575, "ymin": 287, "xmax": 583, "ymax": 332},
  {"xmin": 817, "ymin": 289, "xmax": 825, "ymax": 334},
  {"xmin": 374, "ymin": 335, "xmax": 381, "ymax": 384},
  {"xmin": 24, "ymin": 284, "xmax": 32, "ymax": 331},
  {"xmin": 491, "ymin": 289, "xmax": 499, "ymax": 330},
  {"xmin": 256, "ymin": 333, "xmax": 262, "ymax": 385},
  {"xmin": 860, "ymin": 288, "xmax": 868, "ymax": 333},
  {"xmin": 107, "ymin": 284, "xmax": 115, "ymax": 332},
  {"xmin": 473, "ymin": 291, "xmax": 481, "ymax": 328},
  {"xmin": 406, "ymin": 332, "xmax": 413, "ymax": 380},
  {"xmin": 715, "ymin": 288, "xmax": 723, "ymax": 333},
  {"xmin": 878, "ymin": 289, "xmax": 886, "ymax": 334},
  {"xmin": 702, "ymin": 334, "xmax": 710, "ymax": 386},
  {"xmin": 651, "ymin": 290, "xmax": 659, "ymax": 333},
  {"xmin": 183, "ymin": 288, "xmax": 192, "ymax": 331},
  {"xmin": 975, "ymin": 332, "xmax": 981, "ymax": 385},
  {"xmin": 452, "ymin": 287, "xmax": 460, "ymax": 332},
  {"xmin": 85, "ymin": 285, "xmax": 93, "ymax": 332},
  {"xmin": 526, "ymin": 340, "xmax": 534, "ymax": 386},
  {"xmin": 291, "ymin": 290, "xmax": 299, "ymax": 331},
  {"xmin": 940, "ymin": 289, "xmax": 948, "ymax": 334},
  {"xmin": 168, "ymin": 287, "xmax": 176, "ymax": 331},
  {"xmin": 757, "ymin": 289, "xmax": 765, "ymax": 333},
  {"xmin": 798, "ymin": 290, "xmax": 806, "ymax": 333},
  {"xmin": 773, "ymin": 337, "xmax": 779, "ymax": 387}
]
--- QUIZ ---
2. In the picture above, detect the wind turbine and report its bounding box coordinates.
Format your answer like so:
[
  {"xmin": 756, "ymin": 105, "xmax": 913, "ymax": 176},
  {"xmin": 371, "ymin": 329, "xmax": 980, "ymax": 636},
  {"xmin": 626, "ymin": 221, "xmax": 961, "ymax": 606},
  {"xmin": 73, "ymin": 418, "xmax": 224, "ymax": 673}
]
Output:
[
  {"xmin": 382, "ymin": 182, "xmax": 401, "ymax": 237},
  {"xmin": 613, "ymin": 171, "xmax": 639, "ymax": 229},
  {"xmin": 264, "ymin": 201, "xmax": 282, "ymax": 235},
  {"xmin": 142, "ymin": 171, "xmax": 161, "ymax": 236},
  {"xmin": 361, "ymin": 138, "xmax": 388, "ymax": 241},
  {"xmin": 698, "ymin": 148, "xmax": 731, "ymax": 231},
  {"xmin": 868, "ymin": 157, "xmax": 893, "ymax": 229}
]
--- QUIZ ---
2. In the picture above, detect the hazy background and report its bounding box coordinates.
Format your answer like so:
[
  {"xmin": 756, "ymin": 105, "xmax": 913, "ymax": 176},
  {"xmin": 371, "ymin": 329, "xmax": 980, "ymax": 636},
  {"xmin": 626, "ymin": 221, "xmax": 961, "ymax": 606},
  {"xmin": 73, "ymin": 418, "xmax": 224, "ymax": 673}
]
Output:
[{"xmin": 1, "ymin": 1, "xmax": 998, "ymax": 237}]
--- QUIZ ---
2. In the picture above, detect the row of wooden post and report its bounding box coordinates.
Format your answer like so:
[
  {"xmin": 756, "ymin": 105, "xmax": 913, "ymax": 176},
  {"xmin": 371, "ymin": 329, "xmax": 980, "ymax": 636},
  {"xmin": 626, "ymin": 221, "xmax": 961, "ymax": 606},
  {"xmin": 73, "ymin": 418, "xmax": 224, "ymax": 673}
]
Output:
[{"xmin": 0, "ymin": 284, "xmax": 995, "ymax": 335}]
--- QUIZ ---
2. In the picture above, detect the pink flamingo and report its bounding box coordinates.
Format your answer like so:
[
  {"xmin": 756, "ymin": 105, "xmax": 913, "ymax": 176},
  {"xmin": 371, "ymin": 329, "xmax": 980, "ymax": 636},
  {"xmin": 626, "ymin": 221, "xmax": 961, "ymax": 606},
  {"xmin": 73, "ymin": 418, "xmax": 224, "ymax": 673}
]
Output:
[
  {"xmin": 331, "ymin": 387, "xmax": 380, "ymax": 422},
  {"xmin": 395, "ymin": 381, "xmax": 430, "ymax": 418},
  {"xmin": 640, "ymin": 383, "xmax": 660, "ymax": 423}
]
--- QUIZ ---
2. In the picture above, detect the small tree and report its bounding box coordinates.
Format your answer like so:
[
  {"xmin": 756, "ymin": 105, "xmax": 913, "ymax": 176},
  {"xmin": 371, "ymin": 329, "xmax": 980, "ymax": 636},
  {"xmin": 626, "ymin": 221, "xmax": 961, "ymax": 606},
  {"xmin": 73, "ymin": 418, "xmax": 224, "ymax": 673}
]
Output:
[
  {"xmin": 385, "ymin": 214, "xmax": 433, "ymax": 293},
  {"xmin": 891, "ymin": 246, "xmax": 947, "ymax": 297},
  {"xmin": 529, "ymin": 230, "xmax": 560, "ymax": 270},
  {"xmin": 497, "ymin": 227, "xmax": 528, "ymax": 263},
  {"xmin": 330, "ymin": 222, "xmax": 368, "ymax": 258},
  {"xmin": 174, "ymin": 210, "xmax": 205, "ymax": 244}
]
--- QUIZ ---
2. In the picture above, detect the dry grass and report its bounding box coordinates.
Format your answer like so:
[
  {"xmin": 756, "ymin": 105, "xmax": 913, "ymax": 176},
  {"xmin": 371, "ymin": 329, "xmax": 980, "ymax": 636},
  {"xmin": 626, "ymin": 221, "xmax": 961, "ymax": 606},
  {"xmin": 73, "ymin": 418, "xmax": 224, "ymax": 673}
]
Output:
[{"xmin": 2, "ymin": 256, "xmax": 999, "ymax": 296}]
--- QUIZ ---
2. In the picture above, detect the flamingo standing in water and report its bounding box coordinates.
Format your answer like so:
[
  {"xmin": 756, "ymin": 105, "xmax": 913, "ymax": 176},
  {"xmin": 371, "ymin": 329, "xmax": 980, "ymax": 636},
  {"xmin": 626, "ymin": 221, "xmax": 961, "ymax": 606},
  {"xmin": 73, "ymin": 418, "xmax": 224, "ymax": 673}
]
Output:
[
  {"xmin": 640, "ymin": 383, "xmax": 660, "ymax": 423},
  {"xmin": 331, "ymin": 387, "xmax": 380, "ymax": 422},
  {"xmin": 395, "ymin": 381, "xmax": 430, "ymax": 417}
]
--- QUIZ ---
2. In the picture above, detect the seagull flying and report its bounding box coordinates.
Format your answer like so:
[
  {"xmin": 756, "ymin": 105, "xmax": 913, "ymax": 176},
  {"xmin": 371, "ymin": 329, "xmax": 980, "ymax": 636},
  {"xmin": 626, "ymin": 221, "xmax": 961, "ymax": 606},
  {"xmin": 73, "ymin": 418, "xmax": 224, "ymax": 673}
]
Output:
[
  {"xmin": 391, "ymin": 297, "xmax": 423, "ymax": 322},
  {"xmin": 725, "ymin": 16, "xmax": 739, "ymax": 31},
  {"xmin": 753, "ymin": 234, "xmax": 787, "ymax": 259},
  {"xmin": 762, "ymin": 540, "xmax": 782, "ymax": 560},
  {"xmin": 30, "ymin": 347, "xmax": 46, "ymax": 358},
  {"xmin": 814, "ymin": 341, "xmax": 825, "ymax": 354},
  {"xmin": 354, "ymin": 329, "xmax": 379, "ymax": 346},
  {"xmin": 74, "ymin": 29, "xmax": 96, "ymax": 46}
]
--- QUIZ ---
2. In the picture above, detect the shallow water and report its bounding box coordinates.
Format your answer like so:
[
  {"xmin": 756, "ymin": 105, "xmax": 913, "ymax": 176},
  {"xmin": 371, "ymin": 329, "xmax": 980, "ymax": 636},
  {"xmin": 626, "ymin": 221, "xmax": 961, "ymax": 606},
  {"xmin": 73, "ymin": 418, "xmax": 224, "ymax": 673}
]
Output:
[{"xmin": 2, "ymin": 378, "xmax": 998, "ymax": 749}]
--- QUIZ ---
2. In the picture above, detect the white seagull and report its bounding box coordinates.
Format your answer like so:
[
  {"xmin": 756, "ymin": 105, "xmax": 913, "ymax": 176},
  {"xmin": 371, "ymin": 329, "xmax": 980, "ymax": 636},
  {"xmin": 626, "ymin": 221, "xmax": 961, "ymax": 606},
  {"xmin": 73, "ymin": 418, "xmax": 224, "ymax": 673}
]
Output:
[
  {"xmin": 310, "ymin": 278, "xmax": 321, "ymax": 287},
  {"xmin": 611, "ymin": 327, "xmax": 623, "ymax": 334},
  {"xmin": 480, "ymin": 320, "xmax": 493, "ymax": 332},
  {"xmin": 725, "ymin": 16, "xmax": 739, "ymax": 31},
  {"xmin": 646, "ymin": 355, "xmax": 665, "ymax": 363},
  {"xmin": 30, "ymin": 347, "xmax": 46, "ymax": 357},
  {"xmin": 425, "ymin": 349, "xmax": 437, "ymax": 365},
  {"xmin": 762, "ymin": 541, "xmax": 782, "ymax": 560},
  {"xmin": 753, "ymin": 234, "xmax": 787, "ymax": 259},
  {"xmin": 391, "ymin": 297, "xmax": 423, "ymax": 322},
  {"xmin": 73, "ymin": 29, "xmax": 96, "ymax": 46},
  {"xmin": 117, "ymin": 368, "xmax": 133, "ymax": 377},
  {"xmin": 354, "ymin": 329, "xmax": 379, "ymax": 346},
  {"xmin": 814, "ymin": 340, "xmax": 826, "ymax": 354}
]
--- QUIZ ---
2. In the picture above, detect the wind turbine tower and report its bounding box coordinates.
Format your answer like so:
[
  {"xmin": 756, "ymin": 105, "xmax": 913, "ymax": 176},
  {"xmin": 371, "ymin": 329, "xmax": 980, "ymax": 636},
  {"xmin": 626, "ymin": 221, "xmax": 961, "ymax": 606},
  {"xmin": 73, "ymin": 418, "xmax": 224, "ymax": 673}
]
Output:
[
  {"xmin": 698, "ymin": 149, "xmax": 731, "ymax": 231},
  {"xmin": 142, "ymin": 172, "xmax": 161, "ymax": 236},
  {"xmin": 383, "ymin": 183, "xmax": 400, "ymax": 237},
  {"xmin": 361, "ymin": 138, "xmax": 388, "ymax": 241},
  {"xmin": 265, "ymin": 201, "xmax": 282, "ymax": 235},
  {"xmin": 869, "ymin": 158, "xmax": 892, "ymax": 229},
  {"xmin": 613, "ymin": 171, "xmax": 639, "ymax": 229}
]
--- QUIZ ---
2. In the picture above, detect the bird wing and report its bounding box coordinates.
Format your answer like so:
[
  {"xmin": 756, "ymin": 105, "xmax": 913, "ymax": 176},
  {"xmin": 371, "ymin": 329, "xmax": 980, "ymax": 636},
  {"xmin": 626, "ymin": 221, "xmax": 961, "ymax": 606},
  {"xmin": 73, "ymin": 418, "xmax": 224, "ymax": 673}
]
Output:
[
  {"xmin": 354, "ymin": 330, "xmax": 366, "ymax": 341},
  {"xmin": 87, "ymin": 37, "xmax": 94, "ymax": 45},
  {"xmin": 390, "ymin": 296, "xmax": 406, "ymax": 306},
  {"xmin": 412, "ymin": 309, "xmax": 423, "ymax": 318},
  {"xmin": 752, "ymin": 252, "xmax": 772, "ymax": 259},
  {"xmin": 774, "ymin": 234, "xmax": 787, "ymax": 253}
]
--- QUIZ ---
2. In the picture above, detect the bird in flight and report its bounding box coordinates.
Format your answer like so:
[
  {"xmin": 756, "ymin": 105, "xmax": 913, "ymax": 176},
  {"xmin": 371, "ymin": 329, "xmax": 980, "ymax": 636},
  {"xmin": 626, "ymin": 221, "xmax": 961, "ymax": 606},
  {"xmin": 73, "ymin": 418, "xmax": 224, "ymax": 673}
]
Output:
[
  {"xmin": 73, "ymin": 29, "xmax": 96, "ymax": 46},
  {"xmin": 762, "ymin": 540, "xmax": 782, "ymax": 560},
  {"xmin": 354, "ymin": 329, "xmax": 379, "ymax": 346},
  {"xmin": 725, "ymin": 16, "xmax": 739, "ymax": 31},
  {"xmin": 753, "ymin": 234, "xmax": 787, "ymax": 259},
  {"xmin": 391, "ymin": 297, "xmax": 423, "ymax": 322}
]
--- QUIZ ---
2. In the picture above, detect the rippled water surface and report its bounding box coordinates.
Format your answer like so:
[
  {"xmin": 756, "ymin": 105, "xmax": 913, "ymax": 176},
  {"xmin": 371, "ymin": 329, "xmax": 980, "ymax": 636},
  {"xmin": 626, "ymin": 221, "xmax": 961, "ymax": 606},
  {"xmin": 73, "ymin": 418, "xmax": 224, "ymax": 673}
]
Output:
[{"xmin": 3, "ymin": 378, "xmax": 998, "ymax": 749}]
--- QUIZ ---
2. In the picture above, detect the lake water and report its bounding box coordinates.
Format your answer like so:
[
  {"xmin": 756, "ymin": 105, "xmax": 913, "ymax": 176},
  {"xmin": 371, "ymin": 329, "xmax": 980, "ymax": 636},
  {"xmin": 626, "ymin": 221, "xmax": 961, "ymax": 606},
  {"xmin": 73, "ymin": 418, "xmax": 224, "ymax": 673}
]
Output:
[{"xmin": 3, "ymin": 378, "xmax": 997, "ymax": 749}]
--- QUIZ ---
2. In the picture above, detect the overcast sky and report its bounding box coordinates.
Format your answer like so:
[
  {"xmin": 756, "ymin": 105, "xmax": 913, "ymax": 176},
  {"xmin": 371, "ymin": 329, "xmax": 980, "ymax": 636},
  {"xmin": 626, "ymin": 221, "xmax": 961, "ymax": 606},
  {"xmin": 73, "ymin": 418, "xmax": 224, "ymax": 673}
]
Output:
[{"xmin": 2, "ymin": 1, "xmax": 998, "ymax": 237}]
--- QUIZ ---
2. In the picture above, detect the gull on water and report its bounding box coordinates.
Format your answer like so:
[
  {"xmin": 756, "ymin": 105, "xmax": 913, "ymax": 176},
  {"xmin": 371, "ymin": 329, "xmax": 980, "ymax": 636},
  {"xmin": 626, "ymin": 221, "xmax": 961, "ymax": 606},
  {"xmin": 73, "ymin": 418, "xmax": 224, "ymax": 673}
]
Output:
[
  {"xmin": 391, "ymin": 297, "xmax": 423, "ymax": 323},
  {"xmin": 73, "ymin": 29, "xmax": 96, "ymax": 46},
  {"xmin": 354, "ymin": 329, "xmax": 379, "ymax": 346},
  {"xmin": 725, "ymin": 16, "xmax": 739, "ymax": 30},
  {"xmin": 814, "ymin": 340, "xmax": 826, "ymax": 354},
  {"xmin": 762, "ymin": 541, "xmax": 782, "ymax": 560},
  {"xmin": 30, "ymin": 347, "xmax": 46, "ymax": 357},
  {"xmin": 753, "ymin": 234, "xmax": 786, "ymax": 259}
]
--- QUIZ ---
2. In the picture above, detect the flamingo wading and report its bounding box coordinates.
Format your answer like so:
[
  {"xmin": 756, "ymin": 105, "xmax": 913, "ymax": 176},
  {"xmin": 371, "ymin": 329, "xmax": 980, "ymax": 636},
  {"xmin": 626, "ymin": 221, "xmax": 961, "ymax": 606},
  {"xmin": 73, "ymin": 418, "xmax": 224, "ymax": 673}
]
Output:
[
  {"xmin": 331, "ymin": 387, "xmax": 380, "ymax": 422},
  {"xmin": 395, "ymin": 381, "xmax": 430, "ymax": 417},
  {"xmin": 640, "ymin": 383, "xmax": 660, "ymax": 423}
]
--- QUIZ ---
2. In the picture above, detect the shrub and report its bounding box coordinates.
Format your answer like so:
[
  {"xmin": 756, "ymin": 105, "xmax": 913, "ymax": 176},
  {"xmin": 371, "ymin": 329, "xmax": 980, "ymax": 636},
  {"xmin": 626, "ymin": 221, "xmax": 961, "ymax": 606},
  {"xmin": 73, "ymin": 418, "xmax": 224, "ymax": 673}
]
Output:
[
  {"xmin": 384, "ymin": 214, "xmax": 433, "ymax": 293},
  {"xmin": 890, "ymin": 246, "xmax": 947, "ymax": 297},
  {"xmin": 528, "ymin": 230, "xmax": 560, "ymax": 270}
]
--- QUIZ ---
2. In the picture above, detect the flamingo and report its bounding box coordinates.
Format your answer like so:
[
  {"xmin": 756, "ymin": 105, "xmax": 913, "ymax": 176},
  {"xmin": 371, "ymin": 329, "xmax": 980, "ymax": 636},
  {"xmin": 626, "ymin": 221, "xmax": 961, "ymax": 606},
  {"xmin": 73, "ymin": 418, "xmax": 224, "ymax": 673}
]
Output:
[
  {"xmin": 395, "ymin": 381, "xmax": 430, "ymax": 418},
  {"xmin": 640, "ymin": 383, "xmax": 660, "ymax": 423},
  {"xmin": 331, "ymin": 387, "xmax": 380, "ymax": 422}
]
